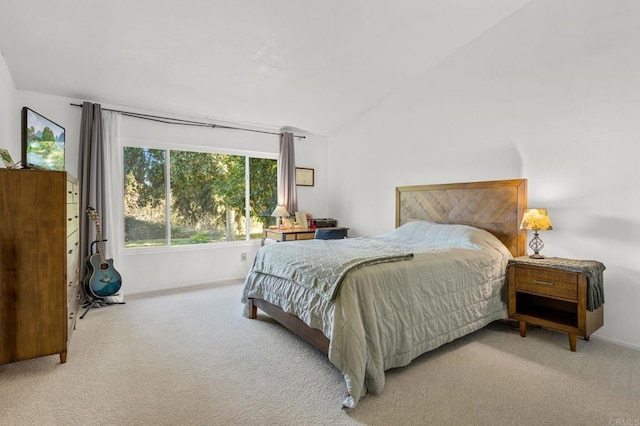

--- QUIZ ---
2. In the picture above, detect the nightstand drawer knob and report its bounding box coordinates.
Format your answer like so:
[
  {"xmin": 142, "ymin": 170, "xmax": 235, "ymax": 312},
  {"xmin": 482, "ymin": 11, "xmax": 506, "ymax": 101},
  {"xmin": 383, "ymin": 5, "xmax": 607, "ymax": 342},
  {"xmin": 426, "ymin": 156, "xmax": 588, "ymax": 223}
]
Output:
[{"xmin": 534, "ymin": 279, "xmax": 554, "ymax": 286}]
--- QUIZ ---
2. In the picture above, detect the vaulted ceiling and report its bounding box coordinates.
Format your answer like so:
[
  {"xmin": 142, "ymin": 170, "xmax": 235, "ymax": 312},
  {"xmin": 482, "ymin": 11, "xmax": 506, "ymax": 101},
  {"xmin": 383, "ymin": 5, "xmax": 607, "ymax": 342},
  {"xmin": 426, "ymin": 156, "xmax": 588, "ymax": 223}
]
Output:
[{"xmin": 0, "ymin": 0, "xmax": 531, "ymax": 135}]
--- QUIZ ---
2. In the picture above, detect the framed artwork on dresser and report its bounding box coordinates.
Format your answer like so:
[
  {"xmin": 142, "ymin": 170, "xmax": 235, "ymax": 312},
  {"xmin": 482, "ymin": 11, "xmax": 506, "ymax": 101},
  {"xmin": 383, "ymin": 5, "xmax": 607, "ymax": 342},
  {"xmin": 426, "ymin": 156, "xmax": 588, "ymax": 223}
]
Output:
[
  {"xmin": 295, "ymin": 167, "xmax": 314, "ymax": 186},
  {"xmin": 0, "ymin": 149, "xmax": 15, "ymax": 168}
]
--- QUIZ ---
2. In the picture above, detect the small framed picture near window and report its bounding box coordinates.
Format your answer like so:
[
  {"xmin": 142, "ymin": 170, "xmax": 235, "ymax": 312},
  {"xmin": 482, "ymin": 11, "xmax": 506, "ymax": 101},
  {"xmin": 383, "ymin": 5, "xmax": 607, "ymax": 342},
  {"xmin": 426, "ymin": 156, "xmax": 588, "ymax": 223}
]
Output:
[{"xmin": 295, "ymin": 167, "xmax": 314, "ymax": 186}]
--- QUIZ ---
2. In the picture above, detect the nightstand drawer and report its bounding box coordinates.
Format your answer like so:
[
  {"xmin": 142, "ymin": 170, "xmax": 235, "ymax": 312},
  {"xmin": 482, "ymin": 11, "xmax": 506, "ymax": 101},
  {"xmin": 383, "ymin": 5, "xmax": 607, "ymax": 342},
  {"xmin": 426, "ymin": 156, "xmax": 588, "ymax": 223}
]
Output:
[{"xmin": 515, "ymin": 267, "xmax": 578, "ymax": 301}]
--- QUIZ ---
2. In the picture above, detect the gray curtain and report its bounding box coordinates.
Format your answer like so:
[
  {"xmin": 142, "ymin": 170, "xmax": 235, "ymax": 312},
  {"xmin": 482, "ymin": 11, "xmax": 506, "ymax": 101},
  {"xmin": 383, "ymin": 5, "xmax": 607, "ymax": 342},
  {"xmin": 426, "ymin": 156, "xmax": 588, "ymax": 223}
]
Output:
[
  {"xmin": 278, "ymin": 131, "xmax": 297, "ymax": 214},
  {"xmin": 78, "ymin": 102, "xmax": 106, "ymax": 287}
]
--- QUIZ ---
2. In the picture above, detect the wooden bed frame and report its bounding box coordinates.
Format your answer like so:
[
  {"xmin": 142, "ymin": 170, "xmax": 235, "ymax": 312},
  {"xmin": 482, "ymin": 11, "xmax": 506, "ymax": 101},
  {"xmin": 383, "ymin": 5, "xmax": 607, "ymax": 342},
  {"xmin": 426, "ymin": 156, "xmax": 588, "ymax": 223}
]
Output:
[{"xmin": 245, "ymin": 178, "xmax": 528, "ymax": 355}]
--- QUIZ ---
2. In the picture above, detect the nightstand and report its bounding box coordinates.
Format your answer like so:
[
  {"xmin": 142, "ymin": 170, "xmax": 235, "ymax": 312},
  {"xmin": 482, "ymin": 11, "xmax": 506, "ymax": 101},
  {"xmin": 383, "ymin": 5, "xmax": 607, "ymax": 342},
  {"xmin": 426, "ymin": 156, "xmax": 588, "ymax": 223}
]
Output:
[{"xmin": 507, "ymin": 256, "xmax": 605, "ymax": 352}]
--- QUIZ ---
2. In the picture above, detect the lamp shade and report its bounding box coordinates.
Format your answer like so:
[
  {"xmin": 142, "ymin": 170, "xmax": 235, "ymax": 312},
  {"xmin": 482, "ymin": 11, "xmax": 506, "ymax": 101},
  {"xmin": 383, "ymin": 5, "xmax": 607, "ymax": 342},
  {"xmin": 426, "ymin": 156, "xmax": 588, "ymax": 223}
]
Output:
[
  {"xmin": 520, "ymin": 208, "xmax": 553, "ymax": 231},
  {"xmin": 271, "ymin": 205, "xmax": 290, "ymax": 218}
]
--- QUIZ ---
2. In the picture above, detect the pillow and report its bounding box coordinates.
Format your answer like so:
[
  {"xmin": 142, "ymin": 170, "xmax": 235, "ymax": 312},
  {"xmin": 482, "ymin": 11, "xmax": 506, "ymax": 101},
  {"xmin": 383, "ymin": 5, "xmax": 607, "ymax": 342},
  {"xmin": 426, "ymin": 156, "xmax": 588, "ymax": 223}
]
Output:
[{"xmin": 382, "ymin": 221, "xmax": 511, "ymax": 256}]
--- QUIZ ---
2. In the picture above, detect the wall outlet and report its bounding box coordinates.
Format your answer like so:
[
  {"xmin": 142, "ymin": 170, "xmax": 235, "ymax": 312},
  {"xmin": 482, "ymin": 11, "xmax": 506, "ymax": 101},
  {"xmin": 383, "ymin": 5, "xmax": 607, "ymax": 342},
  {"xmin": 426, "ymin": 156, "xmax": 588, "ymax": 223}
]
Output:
[{"xmin": 240, "ymin": 252, "xmax": 247, "ymax": 262}]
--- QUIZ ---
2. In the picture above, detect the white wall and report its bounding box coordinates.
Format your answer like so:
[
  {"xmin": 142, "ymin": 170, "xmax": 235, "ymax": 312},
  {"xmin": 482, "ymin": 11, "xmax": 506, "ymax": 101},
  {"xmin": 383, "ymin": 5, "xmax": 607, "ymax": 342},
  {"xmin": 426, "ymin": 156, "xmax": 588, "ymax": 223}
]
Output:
[
  {"xmin": 12, "ymin": 91, "xmax": 329, "ymax": 295},
  {"xmin": 0, "ymin": 50, "xmax": 18, "ymax": 159},
  {"xmin": 328, "ymin": 0, "xmax": 640, "ymax": 349}
]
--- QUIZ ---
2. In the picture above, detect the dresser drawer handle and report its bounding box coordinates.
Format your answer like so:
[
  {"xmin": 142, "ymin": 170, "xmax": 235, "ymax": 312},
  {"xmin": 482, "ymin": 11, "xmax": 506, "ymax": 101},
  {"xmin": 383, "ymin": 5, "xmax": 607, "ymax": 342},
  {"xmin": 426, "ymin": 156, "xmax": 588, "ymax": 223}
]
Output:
[{"xmin": 534, "ymin": 279, "xmax": 554, "ymax": 286}]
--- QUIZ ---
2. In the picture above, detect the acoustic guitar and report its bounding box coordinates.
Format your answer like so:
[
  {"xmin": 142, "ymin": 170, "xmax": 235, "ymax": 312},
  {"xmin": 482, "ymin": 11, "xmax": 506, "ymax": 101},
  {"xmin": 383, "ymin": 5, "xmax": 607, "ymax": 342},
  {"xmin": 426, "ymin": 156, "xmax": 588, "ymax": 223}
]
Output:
[{"xmin": 85, "ymin": 207, "xmax": 122, "ymax": 298}]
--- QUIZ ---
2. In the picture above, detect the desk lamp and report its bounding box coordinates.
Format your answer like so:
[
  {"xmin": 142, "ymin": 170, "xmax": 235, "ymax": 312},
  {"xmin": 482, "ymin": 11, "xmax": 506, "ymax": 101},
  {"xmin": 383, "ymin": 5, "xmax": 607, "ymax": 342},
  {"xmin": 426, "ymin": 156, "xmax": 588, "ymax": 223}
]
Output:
[
  {"xmin": 520, "ymin": 208, "xmax": 553, "ymax": 258},
  {"xmin": 271, "ymin": 205, "xmax": 290, "ymax": 229}
]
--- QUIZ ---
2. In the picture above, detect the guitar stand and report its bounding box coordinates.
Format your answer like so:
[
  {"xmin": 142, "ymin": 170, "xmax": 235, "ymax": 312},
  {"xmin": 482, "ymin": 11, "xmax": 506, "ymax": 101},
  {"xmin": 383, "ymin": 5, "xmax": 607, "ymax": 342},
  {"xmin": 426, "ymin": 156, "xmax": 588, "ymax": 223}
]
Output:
[
  {"xmin": 80, "ymin": 297, "xmax": 126, "ymax": 319},
  {"xmin": 80, "ymin": 238, "xmax": 125, "ymax": 319}
]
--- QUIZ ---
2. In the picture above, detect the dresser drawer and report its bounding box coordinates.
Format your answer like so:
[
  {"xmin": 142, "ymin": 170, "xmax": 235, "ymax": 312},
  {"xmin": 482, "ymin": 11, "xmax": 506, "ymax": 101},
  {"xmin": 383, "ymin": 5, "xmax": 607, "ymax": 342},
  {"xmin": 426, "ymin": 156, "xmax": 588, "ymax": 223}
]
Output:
[
  {"xmin": 67, "ymin": 230, "xmax": 79, "ymax": 257},
  {"xmin": 67, "ymin": 266, "xmax": 79, "ymax": 291},
  {"xmin": 67, "ymin": 300, "xmax": 79, "ymax": 344},
  {"xmin": 515, "ymin": 266, "xmax": 578, "ymax": 301},
  {"xmin": 66, "ymin": 206, "xmax": 79, "ymax": 235},
  {"xmin": 67, "ymin": 278, "xmax": 80, "ymax": 304},
  {"xmin": 67, "ymin": 179, "xmax": 79, "ymax": 203},
  {"xmin": 67, "ymin": 232, "xmax": 80, "ymax": 280}
]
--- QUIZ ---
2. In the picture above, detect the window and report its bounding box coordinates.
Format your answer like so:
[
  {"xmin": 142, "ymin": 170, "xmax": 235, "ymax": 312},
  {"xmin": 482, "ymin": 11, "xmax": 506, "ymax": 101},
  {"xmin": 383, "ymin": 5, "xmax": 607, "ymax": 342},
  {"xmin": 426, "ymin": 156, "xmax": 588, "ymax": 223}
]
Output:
[{"xmin": 123, "ymin": 146, "xmax": 277, "ymax": 248}]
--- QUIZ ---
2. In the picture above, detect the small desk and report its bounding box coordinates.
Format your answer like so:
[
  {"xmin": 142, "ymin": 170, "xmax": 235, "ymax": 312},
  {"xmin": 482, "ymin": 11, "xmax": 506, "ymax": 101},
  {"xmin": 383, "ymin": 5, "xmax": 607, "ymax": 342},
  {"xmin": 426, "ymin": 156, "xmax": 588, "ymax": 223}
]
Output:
[
  {"xmin": 265, "ymin": 228, "xmax": 316, "ymax": 242},
  {"xmin": 262, "ymin": 227, "xmax": 348, "ymax": 245}
]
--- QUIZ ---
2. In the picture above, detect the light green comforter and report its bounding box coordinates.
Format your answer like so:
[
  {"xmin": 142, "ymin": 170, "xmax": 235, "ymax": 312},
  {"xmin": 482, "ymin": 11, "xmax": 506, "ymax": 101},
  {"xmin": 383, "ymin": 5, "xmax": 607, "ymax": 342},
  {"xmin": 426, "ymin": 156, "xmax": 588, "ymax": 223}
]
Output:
[
  {"xmin": 242, "ymin": 222, "xmax": 512, "ymax": 408},
  {"xmin": 250, "ymin": 236, "xmax": 414, "ymax": 301}
]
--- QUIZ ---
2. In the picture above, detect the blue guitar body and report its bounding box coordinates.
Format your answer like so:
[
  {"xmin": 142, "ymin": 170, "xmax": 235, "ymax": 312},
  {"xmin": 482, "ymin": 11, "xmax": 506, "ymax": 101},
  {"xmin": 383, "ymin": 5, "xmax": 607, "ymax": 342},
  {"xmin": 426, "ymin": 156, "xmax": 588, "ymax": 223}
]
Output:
[
  {"xmin": 85, "ymin": 254, "xmax": 122, "ymax": 298},
  {"xmin": 85, "ymin": 207, "xmax": 122, "ymax": 299}
]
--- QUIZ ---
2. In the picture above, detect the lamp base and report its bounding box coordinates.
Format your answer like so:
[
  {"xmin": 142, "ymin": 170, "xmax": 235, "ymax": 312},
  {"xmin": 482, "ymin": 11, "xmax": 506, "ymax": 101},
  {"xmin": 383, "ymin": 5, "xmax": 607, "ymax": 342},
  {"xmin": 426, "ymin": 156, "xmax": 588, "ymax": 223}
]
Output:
[{"xmin": 528, "ymin": 231, "xmax": 545, "ymax": 259}]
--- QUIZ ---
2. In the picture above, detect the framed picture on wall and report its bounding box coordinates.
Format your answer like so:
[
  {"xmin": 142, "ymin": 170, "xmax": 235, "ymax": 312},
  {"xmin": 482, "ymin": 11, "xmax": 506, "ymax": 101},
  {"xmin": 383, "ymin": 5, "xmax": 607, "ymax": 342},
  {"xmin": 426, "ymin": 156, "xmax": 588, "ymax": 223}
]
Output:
[{"xmin": 295, "ymin": 167, "xmax": 314, "ymax": 187}]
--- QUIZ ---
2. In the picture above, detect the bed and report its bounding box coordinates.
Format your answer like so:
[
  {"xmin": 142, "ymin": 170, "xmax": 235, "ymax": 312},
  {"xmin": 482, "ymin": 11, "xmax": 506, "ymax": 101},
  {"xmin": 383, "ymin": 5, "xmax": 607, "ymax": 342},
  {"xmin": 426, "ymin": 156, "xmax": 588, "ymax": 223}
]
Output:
[{"xmin": 242, "ymin": 179, "xmax": 527, "ymax": 407}]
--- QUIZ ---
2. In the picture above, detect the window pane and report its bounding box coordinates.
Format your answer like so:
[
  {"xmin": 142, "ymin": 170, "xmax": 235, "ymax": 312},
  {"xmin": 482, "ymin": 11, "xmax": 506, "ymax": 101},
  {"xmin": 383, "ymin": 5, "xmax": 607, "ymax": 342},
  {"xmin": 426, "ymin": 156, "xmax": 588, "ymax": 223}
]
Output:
[
  {"xmin": 170, "ymin": 150, "xmax": 246, "ymax": 245},
  {"xmin": 123, "ymin": 147, "xmax": 167, "ymax": 247},
  {"xmin": 249, "ymin": 157, "xmax": 278, "ymax": 239}
]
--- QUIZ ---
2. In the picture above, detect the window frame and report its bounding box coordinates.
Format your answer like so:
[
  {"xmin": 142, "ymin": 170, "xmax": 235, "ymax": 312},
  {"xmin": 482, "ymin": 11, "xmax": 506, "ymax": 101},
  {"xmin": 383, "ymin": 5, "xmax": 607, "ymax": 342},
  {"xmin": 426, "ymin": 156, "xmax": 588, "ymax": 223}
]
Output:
[{"xmin": 122, "ymin": 138, "xmax": 278, "ymax": 253}]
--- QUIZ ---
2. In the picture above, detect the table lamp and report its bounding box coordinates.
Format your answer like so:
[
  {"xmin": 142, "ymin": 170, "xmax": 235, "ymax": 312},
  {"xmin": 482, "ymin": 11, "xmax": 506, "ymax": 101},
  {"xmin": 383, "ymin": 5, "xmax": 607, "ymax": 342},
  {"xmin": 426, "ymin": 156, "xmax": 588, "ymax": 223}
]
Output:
[
  {"xmin": 520, "ymin": 208, "xmax": 553, "ymax": 258},
  {"xmin": 271, "ymin": 205, "xmax": 290, "ymax": 229}
]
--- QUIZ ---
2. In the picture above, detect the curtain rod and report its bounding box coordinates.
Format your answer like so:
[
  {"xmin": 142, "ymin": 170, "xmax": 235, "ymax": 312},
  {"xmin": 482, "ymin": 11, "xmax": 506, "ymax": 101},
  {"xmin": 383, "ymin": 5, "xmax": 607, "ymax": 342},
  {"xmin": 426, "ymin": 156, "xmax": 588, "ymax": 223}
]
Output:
[{"xmin": 69, "ymin": 103, "xmax": 305, "ymax": 139}]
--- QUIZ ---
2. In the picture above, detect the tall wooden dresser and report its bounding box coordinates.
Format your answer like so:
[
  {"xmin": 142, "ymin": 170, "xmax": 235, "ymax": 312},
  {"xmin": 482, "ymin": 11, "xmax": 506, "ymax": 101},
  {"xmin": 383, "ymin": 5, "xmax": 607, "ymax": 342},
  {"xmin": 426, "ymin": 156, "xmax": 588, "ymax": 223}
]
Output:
[{"xmin": 0, "ymin": 169, "xmax": 80, "ymax": 364}]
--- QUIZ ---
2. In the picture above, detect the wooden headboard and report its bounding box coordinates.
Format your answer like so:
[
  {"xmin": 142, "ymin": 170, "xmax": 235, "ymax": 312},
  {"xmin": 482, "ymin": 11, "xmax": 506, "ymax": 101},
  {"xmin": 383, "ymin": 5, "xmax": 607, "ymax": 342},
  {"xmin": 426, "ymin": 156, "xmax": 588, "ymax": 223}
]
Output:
[{"xmin": 395, "ymin": 179, "xmax": 528, "ymax": 257}]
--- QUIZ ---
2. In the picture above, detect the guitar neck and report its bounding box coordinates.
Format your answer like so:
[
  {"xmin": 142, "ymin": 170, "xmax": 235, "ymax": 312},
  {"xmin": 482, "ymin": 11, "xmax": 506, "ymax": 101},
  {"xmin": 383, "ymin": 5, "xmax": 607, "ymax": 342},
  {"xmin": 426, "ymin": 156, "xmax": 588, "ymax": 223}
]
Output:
[{"xmin": 94, "ymin": 220, "xmax": 107, "ymax": 264}]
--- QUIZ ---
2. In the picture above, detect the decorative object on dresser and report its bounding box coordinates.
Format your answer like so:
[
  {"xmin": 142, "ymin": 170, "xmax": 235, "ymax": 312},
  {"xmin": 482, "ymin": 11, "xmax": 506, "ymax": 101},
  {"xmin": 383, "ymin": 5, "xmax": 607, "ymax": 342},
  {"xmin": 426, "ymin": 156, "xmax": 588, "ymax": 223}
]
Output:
[
  {"xmin": 0, "ymin": 148, "xmax": 16, "ymax": 168},
  {"xmin": 0, "ymin": 169, "xmax": 80, "ymax": 364},
  {"xmin": 507, "ymin": 256, "xmax": 605, "ymax": 352},
  {"xmin": 520, "ymin": 208, "xmax": 553, "ymax": 258}
]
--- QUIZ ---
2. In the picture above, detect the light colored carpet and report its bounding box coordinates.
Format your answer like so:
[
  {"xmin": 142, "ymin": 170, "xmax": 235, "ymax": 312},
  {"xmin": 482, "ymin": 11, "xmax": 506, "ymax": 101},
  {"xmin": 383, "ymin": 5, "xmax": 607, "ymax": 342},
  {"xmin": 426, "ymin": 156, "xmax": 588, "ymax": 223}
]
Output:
[{"xmin": 1, "ymin": 281, "xmax": 639, "ymax": 426}]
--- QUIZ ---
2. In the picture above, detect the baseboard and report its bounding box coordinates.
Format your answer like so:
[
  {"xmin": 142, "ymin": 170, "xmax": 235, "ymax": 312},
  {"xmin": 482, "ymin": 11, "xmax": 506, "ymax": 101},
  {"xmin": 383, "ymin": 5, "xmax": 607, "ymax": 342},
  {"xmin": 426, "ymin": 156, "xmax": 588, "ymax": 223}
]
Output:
[
  {"xmin": 591, "ymin": 334, "xmax": 640, "ymax": 351},
  {"xmin": 494, "ymin": 318, "xmax": 640, "ymax": 351}
]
